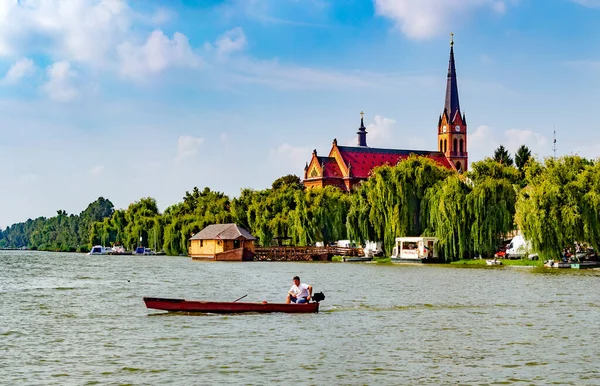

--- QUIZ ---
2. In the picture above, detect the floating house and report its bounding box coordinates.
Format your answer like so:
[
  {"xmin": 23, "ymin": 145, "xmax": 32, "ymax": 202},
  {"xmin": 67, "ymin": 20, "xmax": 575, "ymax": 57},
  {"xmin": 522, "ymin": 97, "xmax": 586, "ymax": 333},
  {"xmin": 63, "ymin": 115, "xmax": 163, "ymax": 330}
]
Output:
[{"xmin": 189, "ymin": 223, "xmax": 256, "ymax": 261}]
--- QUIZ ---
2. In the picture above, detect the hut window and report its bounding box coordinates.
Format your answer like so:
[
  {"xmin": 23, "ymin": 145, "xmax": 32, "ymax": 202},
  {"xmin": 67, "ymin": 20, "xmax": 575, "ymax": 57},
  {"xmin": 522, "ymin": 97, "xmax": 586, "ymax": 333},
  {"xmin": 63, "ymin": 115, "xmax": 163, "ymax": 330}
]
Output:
[
  {"xmin": 218, "ymin": 240, "xmax": 221, "ymax": 245},
  {"xmin": 200, "ymin": 240, "xmax": 203, "ymax": 247},
  {"xmin": 234, "ymin": 240, "xmax": 240, "ymax": 248}
]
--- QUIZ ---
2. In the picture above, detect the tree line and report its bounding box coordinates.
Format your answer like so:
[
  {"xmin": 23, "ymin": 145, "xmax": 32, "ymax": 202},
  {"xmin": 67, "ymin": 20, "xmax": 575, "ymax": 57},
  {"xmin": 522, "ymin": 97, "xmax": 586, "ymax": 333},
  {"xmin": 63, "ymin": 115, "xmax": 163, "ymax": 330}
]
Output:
[{"xmin": 2, "ymin": 145, "xmax": 599, "ymax": 261}]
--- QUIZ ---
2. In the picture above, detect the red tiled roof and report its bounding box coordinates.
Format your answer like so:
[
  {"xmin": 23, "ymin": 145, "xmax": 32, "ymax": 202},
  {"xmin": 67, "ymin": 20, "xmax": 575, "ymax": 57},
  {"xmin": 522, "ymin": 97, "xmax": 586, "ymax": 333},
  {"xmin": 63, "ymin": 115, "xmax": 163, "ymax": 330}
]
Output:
[
  {"xmin": 317, "ymin": 156, "xmax": 343, "ymax": 178},
  {"xmin": 337, "ymin": 146, "xmax": 454, "ymax": 178}
]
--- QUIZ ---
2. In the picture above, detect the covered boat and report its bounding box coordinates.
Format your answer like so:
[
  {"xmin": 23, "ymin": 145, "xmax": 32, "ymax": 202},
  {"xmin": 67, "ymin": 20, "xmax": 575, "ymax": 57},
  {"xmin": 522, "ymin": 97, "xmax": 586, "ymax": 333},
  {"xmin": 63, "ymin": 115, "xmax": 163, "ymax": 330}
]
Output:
[{"xmin": 143, "ymin": 292, "xmax": 325, "ymax": 314}]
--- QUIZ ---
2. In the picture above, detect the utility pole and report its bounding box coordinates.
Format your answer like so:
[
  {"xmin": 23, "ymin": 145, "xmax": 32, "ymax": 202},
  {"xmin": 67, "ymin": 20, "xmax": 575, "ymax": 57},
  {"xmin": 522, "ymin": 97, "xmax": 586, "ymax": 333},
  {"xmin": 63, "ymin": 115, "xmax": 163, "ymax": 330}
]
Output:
[{"xmin": 553, "ymin": 126, "xmax": 557, "ymax": 159}]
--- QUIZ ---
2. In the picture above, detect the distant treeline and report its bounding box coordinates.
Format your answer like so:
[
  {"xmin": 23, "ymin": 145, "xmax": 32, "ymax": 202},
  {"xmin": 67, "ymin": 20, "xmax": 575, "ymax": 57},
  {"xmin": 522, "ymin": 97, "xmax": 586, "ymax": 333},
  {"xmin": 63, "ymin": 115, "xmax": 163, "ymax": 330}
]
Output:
[{"xmin": 3, "ymin": 145, "xmax": 600, "ymax": 261}]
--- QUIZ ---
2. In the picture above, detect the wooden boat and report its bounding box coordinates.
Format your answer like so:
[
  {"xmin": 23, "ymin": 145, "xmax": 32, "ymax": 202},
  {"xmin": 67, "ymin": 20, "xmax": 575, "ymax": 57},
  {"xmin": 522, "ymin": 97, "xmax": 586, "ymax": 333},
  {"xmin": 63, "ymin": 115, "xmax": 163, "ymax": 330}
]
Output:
[
  {"xmin": 143, "ymin": 297, "xmax": 321, "ymax": 314},
  {"xmin": 343, "ymin": 256, "xmax": 373, "ymax": 262}
]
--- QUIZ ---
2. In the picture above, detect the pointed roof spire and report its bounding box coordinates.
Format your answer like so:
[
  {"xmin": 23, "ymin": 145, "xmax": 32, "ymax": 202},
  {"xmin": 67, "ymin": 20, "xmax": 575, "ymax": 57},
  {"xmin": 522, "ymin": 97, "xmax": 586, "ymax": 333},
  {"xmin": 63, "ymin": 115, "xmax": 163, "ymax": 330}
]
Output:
[
  {"xmin": 445, "ymin": 33, "xmax": 461, "ymax": 122},
  {"xmin": 357, "ymin": 111, "xmax": 367, "ymax": 147}
]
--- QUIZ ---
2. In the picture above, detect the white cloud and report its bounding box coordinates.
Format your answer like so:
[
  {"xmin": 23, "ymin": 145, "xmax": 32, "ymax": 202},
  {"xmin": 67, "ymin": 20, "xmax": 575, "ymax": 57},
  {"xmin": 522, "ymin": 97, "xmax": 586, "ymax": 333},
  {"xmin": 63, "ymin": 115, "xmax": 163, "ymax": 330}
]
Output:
[
  {"xmin": 468, "ymin": 125, "xmax": 549, "ymax": 162},
  {"xmin": 0, "ymin": 0, "xmax": 197, "ymax": 80},
  {"xmin": 117, "ymin": 30, "xmax": 200, "ymax": 79},
  {"xmin": 42, "ymin": 61, "xmax": 78, "ymax": 102},
  {"xmin": 366, "ymin": 115, "xmax": 396, "ymax": 147},
  {"xmin": 214, "ymin": 27, "xmax": 247, "ymax": 58},
  {"xmin": 176, "ymin": 135, "xmax": 204, "ymax": 162},
  {"xmin": 90, "ymin": 165, "xmax": 105, "ymax": 175},
  {"xmin": 223, "ymin": 57, "xmax": 375, "ymax": 90},
  {"xmin": 570, "ymin": 0, "xmax": 600, "ymax": 7},
  {"xmin": 269, "ymin": 143, "xmax": 310, "ymax": 176},
  {"xmin": 0, "ymin": 0, "xmax": 132, "ymax": 64},
  {"xmin": 374, "ymin": 0, "xmax": 506, "ymax": 39},
  {"xmin": 2, "ymin": 57, "xmax": 36, "ymax": 84}
]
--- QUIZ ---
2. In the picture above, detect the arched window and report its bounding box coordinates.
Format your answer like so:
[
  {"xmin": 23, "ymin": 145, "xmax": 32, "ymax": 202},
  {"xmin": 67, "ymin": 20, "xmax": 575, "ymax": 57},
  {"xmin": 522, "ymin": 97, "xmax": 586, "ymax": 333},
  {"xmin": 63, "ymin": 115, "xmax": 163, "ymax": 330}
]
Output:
[
  {"xmin": 440, "ymin": 139, "xmax": 443, "ymax": 151},
  {"xmin": 444, "ymin": 139, "xmax": 447, "ymax": 153},
  {"xmin": 453, "ymin": 138, "xmax": 458, "ymax": 153},
  {"xmin": 459, "ymin": 139, "xmax": 464, "ymax": 153},
  {"xmin": 456, "ymin": 162, "xmax": 462, "ymax": 172}
]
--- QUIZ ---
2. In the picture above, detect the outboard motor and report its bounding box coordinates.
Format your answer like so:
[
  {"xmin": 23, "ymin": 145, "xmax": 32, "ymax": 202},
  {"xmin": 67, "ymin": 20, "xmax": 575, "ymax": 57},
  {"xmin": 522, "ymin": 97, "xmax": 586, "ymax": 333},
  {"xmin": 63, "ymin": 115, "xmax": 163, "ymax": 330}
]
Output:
[{"xmin": 312, "ymin": 292, "xmax": 325, "ymax": 303}]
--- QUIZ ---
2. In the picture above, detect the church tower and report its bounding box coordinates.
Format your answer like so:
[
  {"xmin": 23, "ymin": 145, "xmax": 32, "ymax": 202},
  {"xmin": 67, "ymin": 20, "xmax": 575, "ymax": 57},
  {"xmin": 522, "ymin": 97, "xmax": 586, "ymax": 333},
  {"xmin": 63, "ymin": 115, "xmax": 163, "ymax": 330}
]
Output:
[{"xmin": 438, "ymin": 34, "xmax": 468, "ymax": 172}]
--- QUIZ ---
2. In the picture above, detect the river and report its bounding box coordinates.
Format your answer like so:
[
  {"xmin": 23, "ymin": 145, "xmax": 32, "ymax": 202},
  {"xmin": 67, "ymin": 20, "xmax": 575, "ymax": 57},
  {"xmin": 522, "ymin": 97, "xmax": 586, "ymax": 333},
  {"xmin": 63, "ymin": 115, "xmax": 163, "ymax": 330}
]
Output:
[{"xmin": 2, "ymin": 250, "xmax": 599, "ymax": 385}]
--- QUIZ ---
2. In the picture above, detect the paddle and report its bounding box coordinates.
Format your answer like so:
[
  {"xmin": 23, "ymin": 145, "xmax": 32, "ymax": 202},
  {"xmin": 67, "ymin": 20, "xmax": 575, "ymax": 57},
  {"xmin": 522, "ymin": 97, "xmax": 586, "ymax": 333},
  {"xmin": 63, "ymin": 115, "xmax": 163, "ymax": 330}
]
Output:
[{"xmin": 232, "ymin": 294, "xmax": 248, "ymax": 303}]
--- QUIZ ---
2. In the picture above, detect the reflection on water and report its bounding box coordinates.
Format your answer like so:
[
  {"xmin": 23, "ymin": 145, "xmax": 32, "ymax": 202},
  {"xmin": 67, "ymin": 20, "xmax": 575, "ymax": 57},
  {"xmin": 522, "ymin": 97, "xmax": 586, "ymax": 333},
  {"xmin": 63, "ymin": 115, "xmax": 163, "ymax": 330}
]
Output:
[{"xmin": 2, "ymin": 250, "xmax": 600, "ymax": 385}]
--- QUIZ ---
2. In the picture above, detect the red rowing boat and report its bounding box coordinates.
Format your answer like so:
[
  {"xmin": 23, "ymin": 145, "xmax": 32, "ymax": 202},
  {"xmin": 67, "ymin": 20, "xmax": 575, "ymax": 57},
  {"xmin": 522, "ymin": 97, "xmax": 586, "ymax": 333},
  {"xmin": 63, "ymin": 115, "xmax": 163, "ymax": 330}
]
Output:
[{"xmin": 143, "ymin": 297, "xmax": 321, "ymax": 314}]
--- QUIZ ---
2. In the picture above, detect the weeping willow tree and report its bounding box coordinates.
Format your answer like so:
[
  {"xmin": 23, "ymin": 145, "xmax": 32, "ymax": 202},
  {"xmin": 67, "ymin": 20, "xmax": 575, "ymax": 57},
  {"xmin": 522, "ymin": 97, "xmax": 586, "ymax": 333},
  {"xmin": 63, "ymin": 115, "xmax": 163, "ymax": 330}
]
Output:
[
  {"xmin": 422, "ymin": 175, "xmax": 471, "ymax": 262},
  {"xmin": 346, "ymin": 186, "xmax": 376, "ymax": 245},
  {"xmin": 245, "ymin": 184, "xmax": 302, "ymax": 246},
  {"xmin": 288, "ymin": 186, "xmax": 350, "ymax": 246},
  {"xmin": 161, "ymin": 187, "xmax": 233, "ymax": 255},
  {"xmin": 466, "ymin": 158, "xmax": 519, "ymax": 258},
  {"xmin": 515, "ymin": 156, "xmax": 589, "ymax": 259},
  {"xmin": 580, "ymin": 161, "xmax": 600, "ymax": 252},
  {"xmin": 347, "ymin": 156, "xmax": 452, "ymax": 254}
]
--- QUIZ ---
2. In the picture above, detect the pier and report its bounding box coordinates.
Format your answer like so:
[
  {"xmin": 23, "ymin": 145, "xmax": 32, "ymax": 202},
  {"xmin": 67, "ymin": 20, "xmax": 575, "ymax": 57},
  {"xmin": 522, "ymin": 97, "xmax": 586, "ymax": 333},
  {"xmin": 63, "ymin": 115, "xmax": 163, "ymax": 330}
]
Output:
[{"xmin": 253, "ymin": 246, "xmax": 363, "ymax": 262}]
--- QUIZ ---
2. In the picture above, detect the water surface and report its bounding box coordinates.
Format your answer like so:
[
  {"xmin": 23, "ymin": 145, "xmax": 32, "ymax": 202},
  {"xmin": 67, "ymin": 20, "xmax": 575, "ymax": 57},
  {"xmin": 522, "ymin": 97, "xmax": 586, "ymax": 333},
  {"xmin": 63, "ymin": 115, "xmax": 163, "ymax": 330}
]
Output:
[{"xmin": 2, "ymin": 251, "xmax": 599, "ymax": 385}]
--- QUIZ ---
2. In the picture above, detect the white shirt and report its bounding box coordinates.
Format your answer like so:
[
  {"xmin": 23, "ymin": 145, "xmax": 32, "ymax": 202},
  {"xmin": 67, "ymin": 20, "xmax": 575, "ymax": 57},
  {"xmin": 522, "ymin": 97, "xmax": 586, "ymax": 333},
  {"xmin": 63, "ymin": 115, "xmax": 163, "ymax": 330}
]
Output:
[{"xmin": 289, "ymin": 283, "xmax": 310, "ymax": 298}]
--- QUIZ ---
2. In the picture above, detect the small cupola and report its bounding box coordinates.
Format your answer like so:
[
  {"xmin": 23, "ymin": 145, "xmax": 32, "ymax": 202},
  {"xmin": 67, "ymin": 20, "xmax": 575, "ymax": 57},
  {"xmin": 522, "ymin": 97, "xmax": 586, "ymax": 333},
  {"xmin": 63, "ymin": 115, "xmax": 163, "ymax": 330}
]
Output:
[{"xmin": 357, "ymin": 111, "xmax": 368, "ymax": 147}]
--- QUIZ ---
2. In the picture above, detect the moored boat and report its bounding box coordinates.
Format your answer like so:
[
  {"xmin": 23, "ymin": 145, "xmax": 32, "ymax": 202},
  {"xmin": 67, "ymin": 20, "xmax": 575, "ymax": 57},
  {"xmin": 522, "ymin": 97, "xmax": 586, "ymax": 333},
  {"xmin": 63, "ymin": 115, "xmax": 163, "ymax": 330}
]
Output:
[
  {"xmin": 391, "ymin": 236, "xmax": 439, "ymax": 263},
  {"xmin": 143, "ymin": 297, "xmax": 322, "ymax": 314},
  {"xmin": 87, "ymin": 245, "xmax": 111, "ymax": 255}
]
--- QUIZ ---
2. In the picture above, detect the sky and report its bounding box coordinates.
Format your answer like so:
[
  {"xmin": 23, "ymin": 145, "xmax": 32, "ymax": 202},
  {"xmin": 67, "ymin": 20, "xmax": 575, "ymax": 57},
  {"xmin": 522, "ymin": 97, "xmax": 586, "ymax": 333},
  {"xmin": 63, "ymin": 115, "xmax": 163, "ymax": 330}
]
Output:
[{"xmin": 1, "ymin": 0, "xmax": 600, "ymax": 228}]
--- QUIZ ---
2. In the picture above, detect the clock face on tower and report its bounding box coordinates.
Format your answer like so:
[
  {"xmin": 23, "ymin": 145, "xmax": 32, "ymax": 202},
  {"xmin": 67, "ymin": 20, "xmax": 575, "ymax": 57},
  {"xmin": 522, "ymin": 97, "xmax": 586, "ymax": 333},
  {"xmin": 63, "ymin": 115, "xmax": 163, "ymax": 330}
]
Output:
[
  {"xmin": 442, "ymin": 125, "xmax": 447, "ymax": 133},
  {"xmin": 455, "ymin": 125, "xmax": 460, "ymax": 132}
]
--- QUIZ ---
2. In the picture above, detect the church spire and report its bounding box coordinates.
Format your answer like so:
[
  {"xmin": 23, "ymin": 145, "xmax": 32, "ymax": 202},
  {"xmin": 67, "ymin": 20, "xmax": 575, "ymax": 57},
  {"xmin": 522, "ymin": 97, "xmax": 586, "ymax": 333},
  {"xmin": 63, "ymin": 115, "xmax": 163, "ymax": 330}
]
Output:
[
  {"xmin": 357, "ymin": 111, "xmax": 367, "ymax": 147},
  {"xmin": 444, "ymin": 33, "xmax": 461, "ymax": 121}
]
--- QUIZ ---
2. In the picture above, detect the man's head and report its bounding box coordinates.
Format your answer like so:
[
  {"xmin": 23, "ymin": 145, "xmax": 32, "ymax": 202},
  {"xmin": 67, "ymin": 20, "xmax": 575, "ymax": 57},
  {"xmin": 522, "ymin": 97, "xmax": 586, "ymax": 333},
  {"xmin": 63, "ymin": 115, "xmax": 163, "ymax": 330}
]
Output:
[{"xmin": 293, "ymin": 276, "xmax": 300, "ymax": 285}]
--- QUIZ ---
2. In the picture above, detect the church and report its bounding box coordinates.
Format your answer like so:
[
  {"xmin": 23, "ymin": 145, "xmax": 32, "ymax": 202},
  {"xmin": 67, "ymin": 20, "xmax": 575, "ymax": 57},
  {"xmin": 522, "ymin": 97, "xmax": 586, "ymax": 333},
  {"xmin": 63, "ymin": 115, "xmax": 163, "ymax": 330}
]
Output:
[{"xmin": 303, "ymin": 36, "xmax": 468, "ymax": 192}]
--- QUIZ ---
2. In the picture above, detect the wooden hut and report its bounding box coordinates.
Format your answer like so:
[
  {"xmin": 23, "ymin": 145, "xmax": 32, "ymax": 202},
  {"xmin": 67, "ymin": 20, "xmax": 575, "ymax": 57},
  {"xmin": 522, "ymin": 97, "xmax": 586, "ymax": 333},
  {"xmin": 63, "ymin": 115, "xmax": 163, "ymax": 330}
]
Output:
[{"xmin": 189, "ymin": 223, "xmax": 256, "ymax": 261}]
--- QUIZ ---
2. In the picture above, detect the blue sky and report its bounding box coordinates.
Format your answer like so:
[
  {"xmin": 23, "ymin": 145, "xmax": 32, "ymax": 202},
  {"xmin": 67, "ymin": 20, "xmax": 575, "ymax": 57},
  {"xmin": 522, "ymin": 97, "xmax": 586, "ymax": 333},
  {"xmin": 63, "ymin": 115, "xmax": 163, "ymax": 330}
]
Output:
[{"xmin": 1, "ymin": 0, "xmax": 600, "ymax": 228}]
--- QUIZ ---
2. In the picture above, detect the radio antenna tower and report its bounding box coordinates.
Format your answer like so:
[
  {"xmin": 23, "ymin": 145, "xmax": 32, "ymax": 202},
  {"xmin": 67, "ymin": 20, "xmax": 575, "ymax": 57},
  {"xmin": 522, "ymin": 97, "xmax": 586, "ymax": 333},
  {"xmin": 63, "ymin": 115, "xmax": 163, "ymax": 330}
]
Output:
[{"xmin": 552, "ymin": 126, "xmax": 557, "ymax": 159}]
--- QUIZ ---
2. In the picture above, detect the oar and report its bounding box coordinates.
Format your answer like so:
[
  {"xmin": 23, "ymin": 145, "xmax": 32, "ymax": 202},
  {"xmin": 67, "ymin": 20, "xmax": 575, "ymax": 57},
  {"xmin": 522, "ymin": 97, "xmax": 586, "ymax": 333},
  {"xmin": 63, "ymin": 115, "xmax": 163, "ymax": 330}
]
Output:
[{"xmin": 233, "ymin": 294, "xmax": 248, "ymax": 303}]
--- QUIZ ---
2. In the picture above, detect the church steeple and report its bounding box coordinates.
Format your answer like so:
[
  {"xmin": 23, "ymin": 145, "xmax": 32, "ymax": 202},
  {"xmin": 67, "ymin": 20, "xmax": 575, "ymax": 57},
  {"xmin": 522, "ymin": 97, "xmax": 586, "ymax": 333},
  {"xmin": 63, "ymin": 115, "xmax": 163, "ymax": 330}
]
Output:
[
  {"xmin": 357, "ymin": 111, "xmax": 367, "ymax": 147},
  {"xmin": 444, "ymin": 33, "xmax": 461, "ymax": 121},
  {"xmin": 438, "ymin": 34, "xmax": 468, "ymax": 173}
]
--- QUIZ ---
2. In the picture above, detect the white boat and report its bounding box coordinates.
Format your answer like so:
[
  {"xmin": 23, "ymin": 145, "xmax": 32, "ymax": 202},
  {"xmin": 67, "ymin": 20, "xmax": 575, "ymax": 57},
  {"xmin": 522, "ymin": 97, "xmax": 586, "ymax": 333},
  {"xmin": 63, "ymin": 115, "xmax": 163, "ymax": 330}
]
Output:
[
  {"xmin": 87, "ymin": 245, "xmax": 112, "ymax": 255},
  {"xmin": 391, "ymin": 237, "xmax": 438, "ymax": 263},
  {"xmin": 134, "ymin": 247, "xmax": 156, "ymax": 255},
  {"xmin": 544, "ymin": 260, "xmax": 571, "ymax": 268}
]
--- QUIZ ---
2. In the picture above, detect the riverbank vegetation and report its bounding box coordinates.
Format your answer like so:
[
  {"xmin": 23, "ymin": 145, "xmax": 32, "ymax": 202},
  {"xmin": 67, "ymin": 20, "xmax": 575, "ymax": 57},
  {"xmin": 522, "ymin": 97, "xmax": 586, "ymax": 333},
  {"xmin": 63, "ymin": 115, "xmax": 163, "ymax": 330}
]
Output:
[{"xmin": 2, "ymin": 148, "xmax": 599, "ymax": 262}]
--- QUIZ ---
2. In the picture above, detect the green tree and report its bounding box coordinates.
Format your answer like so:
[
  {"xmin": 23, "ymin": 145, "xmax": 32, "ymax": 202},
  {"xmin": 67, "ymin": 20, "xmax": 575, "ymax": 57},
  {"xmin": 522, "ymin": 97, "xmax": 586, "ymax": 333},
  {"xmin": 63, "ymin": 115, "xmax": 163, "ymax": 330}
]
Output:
[
  {"xmin": 272, "ymin": 174, "xmax": 303, "ymax": 190},
  {"xmin": 514, "ymin": 145, "xmax": 532, "ymax": 173},
  {"xmin": 423, "ymin": 175, "xmax": 471, "ymax": 261},
  {"xmin": 493, "ymin": 145, "xmax": 514, "ymax": 166},
  {"xmin": 516, "ymin": 156, "xmax": 590, "ymax": 259}
]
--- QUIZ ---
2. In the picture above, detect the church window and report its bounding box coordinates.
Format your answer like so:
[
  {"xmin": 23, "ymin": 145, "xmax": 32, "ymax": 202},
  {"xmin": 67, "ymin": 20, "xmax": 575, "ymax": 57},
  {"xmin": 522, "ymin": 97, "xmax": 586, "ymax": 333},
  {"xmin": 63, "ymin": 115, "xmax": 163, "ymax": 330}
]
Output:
[
  {"xmin": 460, "ymin": 139, "xmax": 464, "ymax": 153},
  {"xmin": 310, "ymin": 168, "xmax": 319, "ymax": 178},
  {"xmin": 439, "ymin": 139, "xmax": 443, "ymax": 151},
  {"xmin": 444, "ymin": 139, "xmax": 447, "ymax": 153},
  {"xmin": 453, "ymin": 138, "xmax": 457, "ymax": 153}
]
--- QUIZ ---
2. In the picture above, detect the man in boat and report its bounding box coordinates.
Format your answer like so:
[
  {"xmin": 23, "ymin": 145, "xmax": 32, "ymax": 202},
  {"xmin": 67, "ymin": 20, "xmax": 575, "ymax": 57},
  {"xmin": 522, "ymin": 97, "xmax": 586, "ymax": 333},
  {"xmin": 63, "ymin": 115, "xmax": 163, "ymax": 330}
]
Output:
[{"xmin": 286, "ymin": 276, "xmax": 312, "ymax": 304}]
